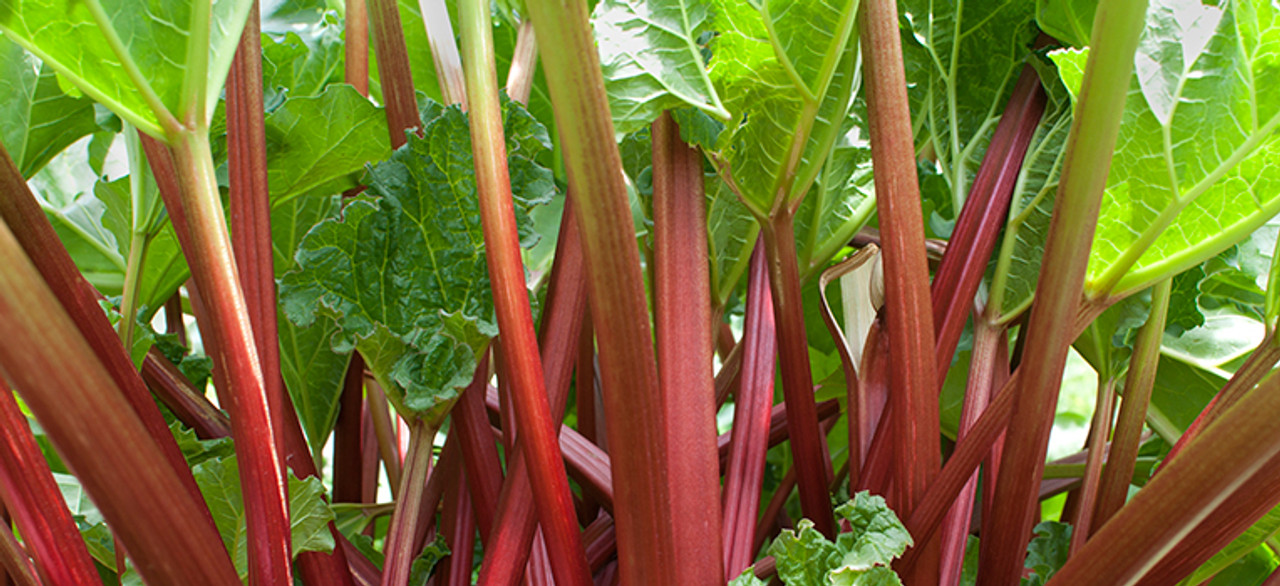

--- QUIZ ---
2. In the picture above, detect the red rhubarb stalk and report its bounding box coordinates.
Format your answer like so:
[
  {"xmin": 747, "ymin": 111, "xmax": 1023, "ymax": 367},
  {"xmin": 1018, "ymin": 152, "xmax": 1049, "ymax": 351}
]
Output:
[
  {"xmin": 460, "ymin": 0, "xmax": 592, "ymax": 582},
  {"xmin": 859, "ymin": 0, "xmax": 940, "ymax": 536},
  {"xmin": 722, "ymin": 241, "xmax": 777, "ymax": 578},
  {"xmin": 521, "ymin": 0, "xmax": 681, "ymax": 581},
  {"xmin": 0, "ymin": 381, "xmax": 100, "ymax": 584},
  {"xmin": 652, "ymin": 111, "xmax": 725, "ymax": 583},
  {"xmin": 367, "ymin": 0, "xmax": 421, "ymax": 146},
  {"xmin": 0, "ymin": 219, "xmax": 239, "ymax": 585}
]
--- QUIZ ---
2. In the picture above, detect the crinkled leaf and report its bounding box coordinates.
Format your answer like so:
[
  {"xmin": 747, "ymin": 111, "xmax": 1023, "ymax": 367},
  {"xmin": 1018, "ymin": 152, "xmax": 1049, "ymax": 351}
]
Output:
[
  {"xmin": 1056, "ymin": 1, "xmax": 1280, "ymax": 298},
  {"xmin": 833, "ymin": 491, "xmax": 913, "ymax": 571},
  {"xmin": 193, "ymin": 456, "xmax": 336, "ymax": 580},
  {"xmin": 1036, "ymin": 0, "xmax": 1097, "ymax": 48},
  {"xmin": 829, "ymin": 566, "xmax": 904, "ymax": 586},
  {"xmin": 706, "ymin": 0, "xmax": 859, "ymax": 214},
  {"xmin": 770, "ymin": 518, "xmax": 842, "ymax": 585},
  {"xmin": 279, "ymin": 100, "xmax": 553, "ymax": 422},
  {"xmin": 0, "ymin": 0, "xmax": 253, "ymax": 136},
  {"xmin": 266, "ymin": 85, "xmax": 391, "ymax": 205},
  {"xmin": 0, "ymin": 35, "xmax": 98, "ymax": 178},
  {"xmin": 592, "ymin": 0, "xmax": 729, "ymax": 136},
  {"xmin": 729, "ymin": 569, "xmax": 768, "ymax": 586},
  {"xmin": 272, "ymin": 192, "xmax": 352, "ymax": 456},
  {"xmin": 900, "ymin": 0, "xmax": 1038, "ymax": 216},
  {"xmin": 1022, "ymin": 521, "xmax": 1071, "ymax": 586},
  {"xmin": 407, "ymin": 535, "xmax": 451, "ymax": 586},
  {"xmin": 767, "ymin": 492, "xmax": 910, "ymax": 586},
  {"xmin": 169, "ymin": 420, "xmax": 234, "ymax": 467}
]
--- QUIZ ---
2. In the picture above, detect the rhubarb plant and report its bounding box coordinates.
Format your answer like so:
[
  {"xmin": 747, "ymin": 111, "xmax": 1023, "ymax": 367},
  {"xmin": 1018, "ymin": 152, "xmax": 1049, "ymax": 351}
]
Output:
[{"xmin": 5, "ymin": 0, "xmax": 1280, "ymax": 585}]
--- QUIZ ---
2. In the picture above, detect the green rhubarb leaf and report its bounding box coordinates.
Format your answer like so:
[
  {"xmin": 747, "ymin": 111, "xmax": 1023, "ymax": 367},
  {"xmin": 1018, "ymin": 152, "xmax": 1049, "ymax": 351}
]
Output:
[
  {"xmin": 0, "ymin": 35, "xmax": 98, "ymax": 178},
  {"xmin": 766, "ymin": 491, "xmax": 911, "ymax": 586},
  {"xmin": 1061, "ymin": 0, "xmax": 1280, "ymax": 299},
  {"xmin": 729, "ymin": 569, "xmax": 768, "ymax": 586},
  {"xmin": 92, "ymin": 143, "xmax": 190, "ymax": 320},
  {"xmin": 985, "ymin": 59, "xmax": 1073, "ymax": 323},
  {"xmin": 1022, "ymin": 521, "xmax": 1071, "ymax": 586},
  {"xmin": 1148, "ymin": 352, "xmax": 1229, "ymax": 438},
  {"xmin": 771, "ymin": 519, "xmax": 842, "ymax": 585},
  {"xmin": 193, "ymin": 456, "xmax": 336, "ymax": 580},
  {"xmin": 706, "ymin": 0, "xmax": 860, "ymax": 215},
  {"xmin": 272, "ymin": 192, "xmax": 352, "ymax": 457},
  {"xmin": 794, "ymin": 102, "xmax": 876, "ymax": 277},
  {"xmin": 1036, "ymin": 0, "xmax": 1097, "ymax": 48},
  {"xmin": 261, "ymin": 14, "xmax": 345, "ymax": 106},
  {"xmin": 0, "ymin": 0, "xmax": 253, "ymax": 137},
  {"xmin": 707, "ymin": 172, "xmax": 758, "ymax": 307},
  {"xmin": 832, "ymin": 492, "xmax": 913, "ymax": 571},
  {"xmin": 28, "ymin": 153, "xmax": 188, "ymax": 315},
  {"xmin": 169, "ymin": 420, "xmax": 234, "ymax": 467},
  {"xmin": 407, "ymin": 535, "xmax": 451, "ymax": 585},
  {"xmin": 592, "ymin": 0, "xmax": 730, "ymax": 136},
  {"xmin": 900, "ymin": 0, "xmax": 1038, "ymax": 215},
  {"xmin": 279, "ymin": 100, "xmax": 552, "ymax": 422},
  {"xmin": 266, "ymin": 85, "xmax": 391, "ymax": 206}
]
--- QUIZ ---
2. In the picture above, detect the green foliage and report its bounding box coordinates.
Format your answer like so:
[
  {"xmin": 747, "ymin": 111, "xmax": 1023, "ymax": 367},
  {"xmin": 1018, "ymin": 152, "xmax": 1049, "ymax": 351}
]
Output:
[
  {"xmin": 272, "ymin": 192, "xmax": 352, "ymax": 457},
  {"xmin": 705, "ymin": 0, "xmax": 859, "ymax": 215},
  {"xmin": 900, "ymin": 0, "xmax": 1038, "ymax": 215},
  {"xmin": 279, "ymin": 100, "xmax": 552, "ymax": 423},
  {"xmin": 192, "ymin": 456, "xmax": 336, "ymax": 580},
  {"xmin": 1036, "ymin": 0, "xmax": 1097, "ymax": 48},
  {"xmin": 0, "ymin": 0, "xmax": 254, "ymax": 136},
  {"xmin": 1022, "ymin": 521, "xmax": 1072, "ymax": 586},
  {"xmin": 0, "ymin": 34, "xmax": 98, "ymax": 178},
  {"xmin": 1047, "ymin": 0, "xmax": 1280, "ymax": 298},
  {"xmin": 265, "ymin": 85, "xmax": 391, "ymax": 205},
  {"xmin": 738, "ymin": 492, "xmax": 912, "ymax": 586},
  {"xmin": 592, "ymin": 0, "xmax": 729, "ymax": 136}
]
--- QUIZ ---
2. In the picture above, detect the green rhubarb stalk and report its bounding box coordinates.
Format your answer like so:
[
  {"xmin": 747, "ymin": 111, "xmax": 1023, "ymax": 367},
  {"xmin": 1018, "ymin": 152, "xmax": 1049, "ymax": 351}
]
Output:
[
  {"xmin": 978, "ymin": 0, "xmax": 1148, "ymax": 582},
  {"xmin": 0, "ymin": 218, "xmax": 239, "ymax": 585},
  {"xmin": 460, "ymin": 0, "xmax": 592, "ymax": 582},
  {"xmin": 521, "ymin": 0, "xmax": 678, "ymax": 581},
  {"xmin": 381, "ymin": 420, "xmax": 437, "ymax": 586},
  {"xmin": 1092, "ymin": 278, "xmax": 1171, "ymax": 531}
]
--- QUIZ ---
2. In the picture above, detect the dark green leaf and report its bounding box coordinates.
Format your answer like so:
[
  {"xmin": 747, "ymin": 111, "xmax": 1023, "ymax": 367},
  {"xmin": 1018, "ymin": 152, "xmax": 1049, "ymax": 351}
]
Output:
[
  {"xmin": 279, "ymin": 100, "xmax": 552, "ymax": 422},
  {"xmin": 1022, "ymin": 521, "xmax": 1071, "ymax": 586},
  {"xmin": 266, "ymin": 85, "xmax": 391, "ymax": 205},
  {"xmin": 407, "ymin": 535, "xmax": 451, "ymax": 586},
  {"xmin": 272, "ymin": 192, "xmax": 352, "ymax": 456}
]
